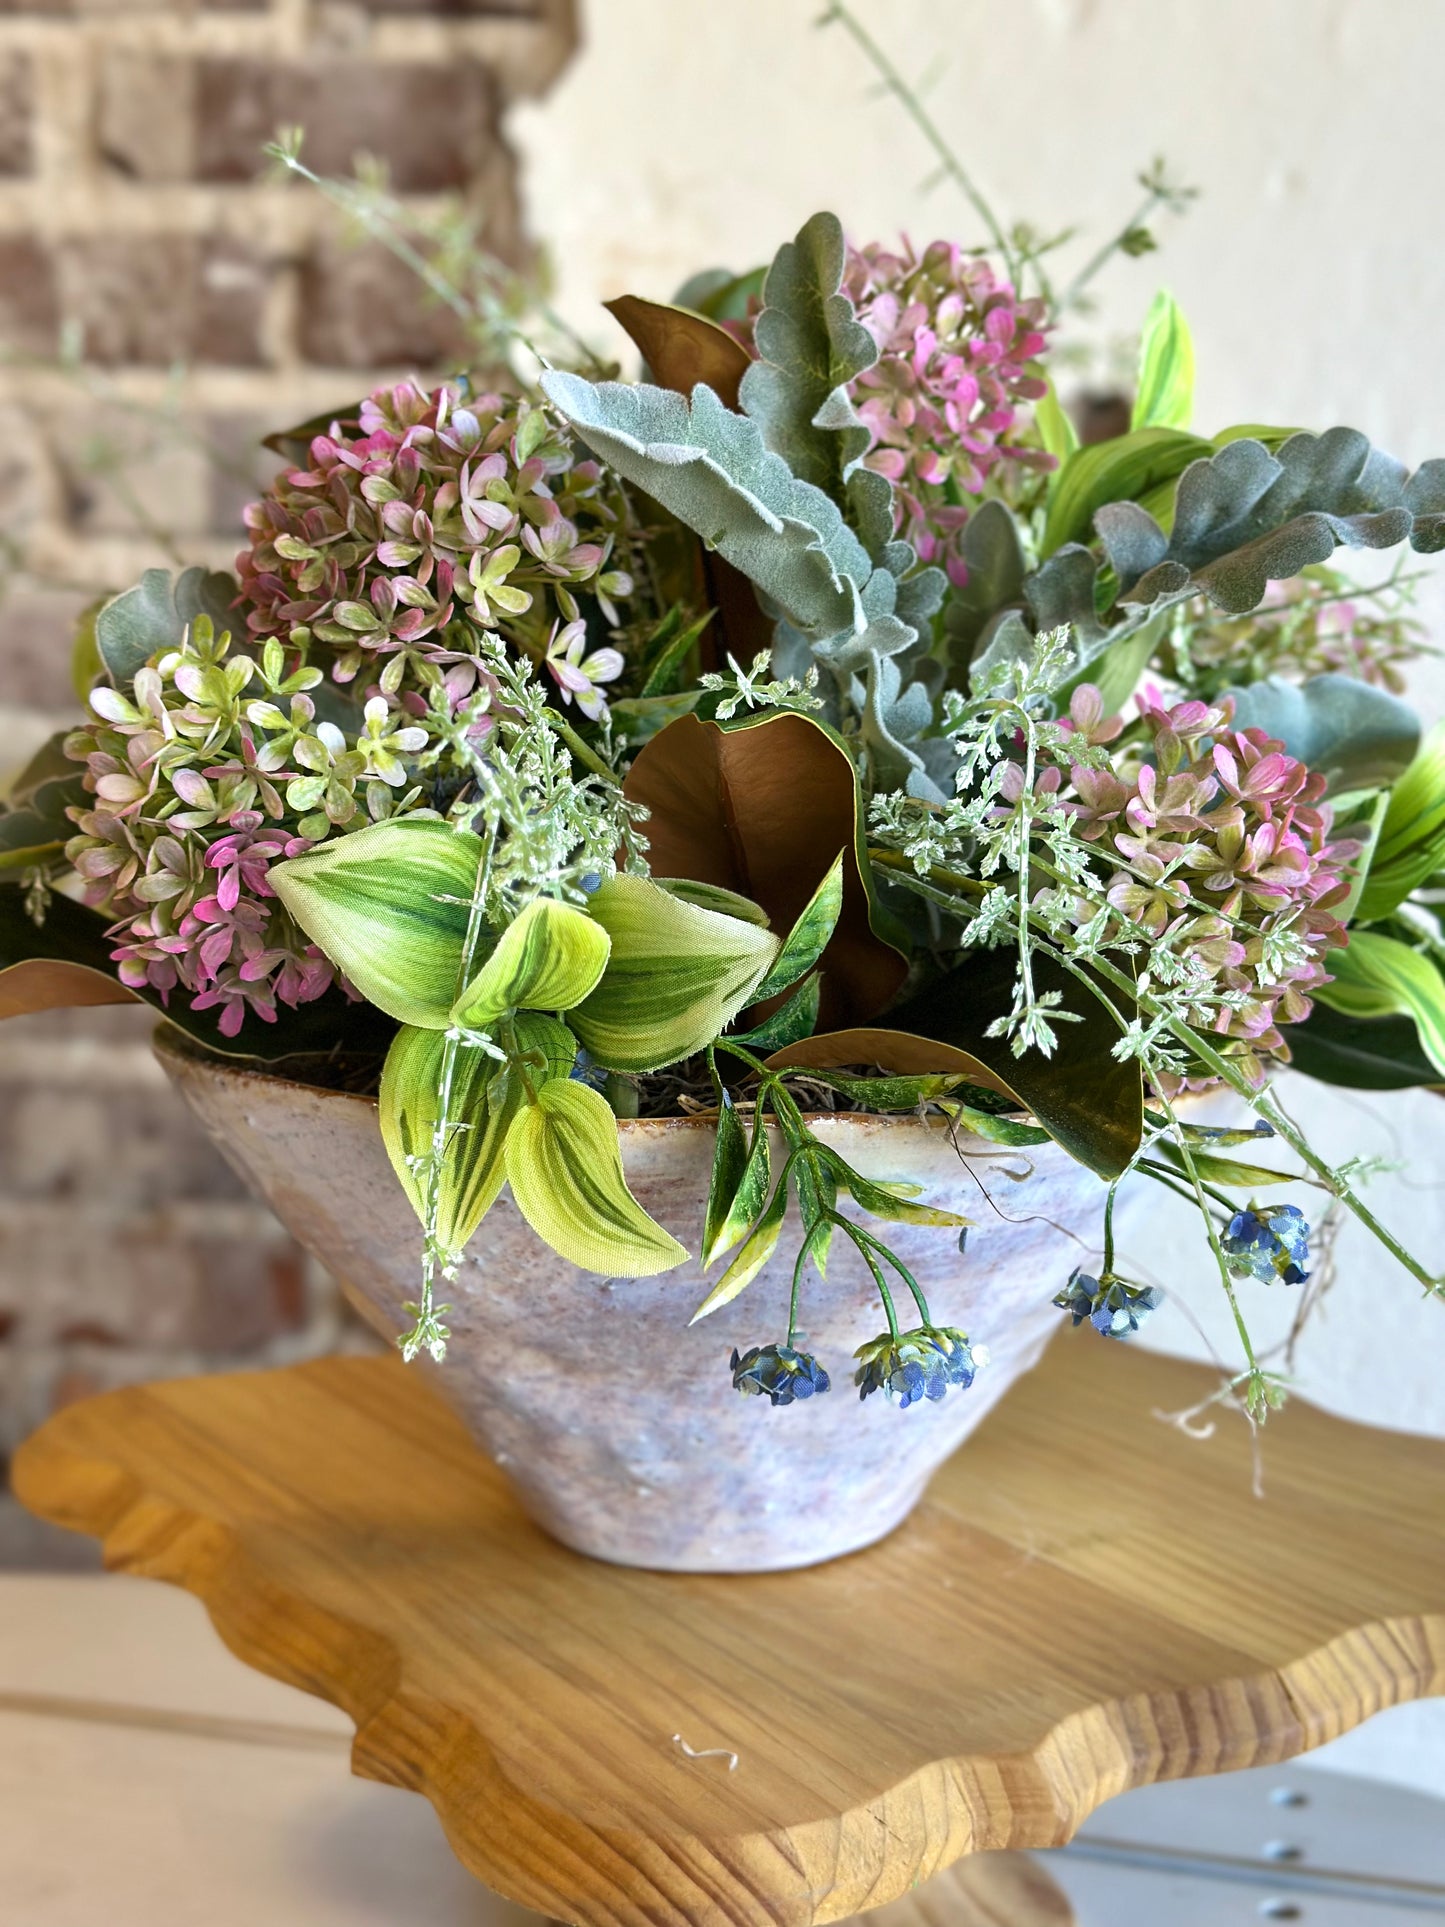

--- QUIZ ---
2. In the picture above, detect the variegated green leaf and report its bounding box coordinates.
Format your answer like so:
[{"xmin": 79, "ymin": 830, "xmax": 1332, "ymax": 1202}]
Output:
[
  {"xmin": 938, "ymin": 1100, "xmax": 1052, "ymax": 1148},
  {"xmin": 689, "ymin": 1177, "xmax": 789, "ymax": 1322},
  {"xmin": 451, "ymin": 896, "xmax": 609, "ymax": 1028},
  {"xmin": 1042, "ymin": 426, "xmax": 1210, "ymax": 558},
  {"xmin": 271, "ymin": 819, "xmax": 486, "ymax": 1029},
  {"xmin": 1131, "ymin": 290, "xmax": 1195, "ymax": 432},
  {"xmin": 503, "ymin": 1077, "xmax": 687, "ymax": 1277},
  {"xmin": 752, "ymin": 852, "xmax": 844, "ymax": 1000},
  {"xmin": 819, "ymin": 1147, "xmax": 973, "ymax": 1228},
  {"xmin": 378, "ymin": 1013, "xmax": 577, "ymax": 1253},
  {"xmin": 1315, "ymin": 930, "xmax": 1445, "ymax": 1075},
  {"xmin": 702, "ymin": 1089, "xmax": 748, "ymax": 1269},
  {"xmin": 569, "ymin": 874, "xmax": 780, "ymax": 1072},
  {"xmin": 726, "ymin": 973, "xmax": 821, "ymax": 1052},
  {"xmin": 702, "ymin": 1097, "xmax": 772, "ymax": 1268},
  {"xmin": 794, "ymin": 1068, "xmax": 969, "ymax": 1111}
]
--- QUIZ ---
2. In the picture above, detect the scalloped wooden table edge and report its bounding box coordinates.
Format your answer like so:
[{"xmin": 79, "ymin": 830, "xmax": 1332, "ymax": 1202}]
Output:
[{"xmin": 14, "ymin": 1341, "xmax": 1445, "ymax": 1927}]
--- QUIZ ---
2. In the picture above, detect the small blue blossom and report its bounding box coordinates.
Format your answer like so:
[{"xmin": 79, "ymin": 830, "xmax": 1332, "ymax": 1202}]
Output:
[
  {"xmin": 1222, "ymin": 1204, "xmax": 1310, "ymax": 1286},
  {"xmin": 1054, "ymin": 1269, "xmax": 1162, "ymax": 1339},
  {"xmin": 854, "ymin": 1326, "xmax": 986, "ymax": 1408},
  {"xmin": 730, "ymin": 1343, "xmax": 831, "ymax": 1407}
]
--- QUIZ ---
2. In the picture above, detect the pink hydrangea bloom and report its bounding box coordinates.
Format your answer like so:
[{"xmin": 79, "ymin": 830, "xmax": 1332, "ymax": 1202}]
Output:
[
  {"xmin": 1066, "ymin": 694, "xmax": 1357, "ymax": 1086},
  {"xmin": 843, "ymin": 239, "xmax": 1053, "ymax": 585}
]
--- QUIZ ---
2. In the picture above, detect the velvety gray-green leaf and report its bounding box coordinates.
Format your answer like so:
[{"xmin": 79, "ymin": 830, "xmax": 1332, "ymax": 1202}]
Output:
[
  {"xmin": 737, "ymin": 210, "xmax": 877, "ymax": 504},
  {"xmin": 96, "ymin": 566, "xmax": 239, "ymax": 692},
  {"xmin": 540, "ymin": 371, "xmax": 870, "ymax": 641}
]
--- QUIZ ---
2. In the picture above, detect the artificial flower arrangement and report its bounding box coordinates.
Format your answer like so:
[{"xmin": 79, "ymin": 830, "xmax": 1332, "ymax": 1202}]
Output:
[{"xmin": 4, "ymin": 196, "xmax": 1445, "ymax": 1440}]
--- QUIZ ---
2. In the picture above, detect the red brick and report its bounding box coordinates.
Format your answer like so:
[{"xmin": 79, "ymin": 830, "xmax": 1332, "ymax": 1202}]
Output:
[
  {"xmin": 0, "ymin": 238, "xmax": 58, "ymax": 355},
  {"xmin": 195, "ymin": 58, "xmax": 500, "ymax": 193},
  {"xmin": 0, "ymin": 51, "xmax": 33, "ymax": 176},
  {"xmin": 297, "ymin": 237, "xmax": 475, "ymax": 368},
  {"xmin": 53, "ymin": 236, "xmax": 270, "ymax": 367}
]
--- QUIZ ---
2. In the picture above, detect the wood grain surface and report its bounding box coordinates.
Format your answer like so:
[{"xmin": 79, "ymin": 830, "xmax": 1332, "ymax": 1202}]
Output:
[{"xmin": 14, "ymin": 1340, "xmax": 1445, "ymax": 1927}]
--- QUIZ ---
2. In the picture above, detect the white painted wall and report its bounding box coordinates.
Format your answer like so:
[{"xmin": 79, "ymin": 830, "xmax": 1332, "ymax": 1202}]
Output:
[{"xmin": 514, "ymin": 0, "xmax": 1445, "ymax": 1792}]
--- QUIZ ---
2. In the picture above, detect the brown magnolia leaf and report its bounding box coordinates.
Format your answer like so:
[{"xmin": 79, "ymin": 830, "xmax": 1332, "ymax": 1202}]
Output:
[
  {"xmin": 0, "ymin": 957, "xmax": 137, "ymax": 1022},
  {"xmin": 623, "ymin": 711, "xmax": 907, "ymax": 1030},
  {"xmin": 765, "ymin": 1028, "xmax": 1015, "ymax": 1100},
  {"xmin": 605, "ymin": 296, "xmax": 753, "ymax": 412}
]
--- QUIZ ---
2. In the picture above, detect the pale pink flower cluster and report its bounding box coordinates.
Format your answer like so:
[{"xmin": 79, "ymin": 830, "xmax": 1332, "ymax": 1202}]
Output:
[
  {"xmin": 237, "ymin": 380, "xmax": 634, "ymax": 686},
  {"xmin": 1067, "ymin": 692, "xmax": 1356, "ymax": 1084},
  {"xmin": 842, "ymin": 239, "xmax": 1053, "ymax": 585}
]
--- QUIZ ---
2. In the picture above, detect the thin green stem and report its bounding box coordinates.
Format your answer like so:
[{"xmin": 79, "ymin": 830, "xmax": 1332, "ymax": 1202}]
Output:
[
  {"xmin": 1101, "ymin": 1178, "xmax": 1119, "ymax": 1276},
  {"xmin": 818, "ymin": 3, "xmax": 1017, "ymax": 275},
  {"xmin": 849, "ymin": 1220, "xmax": 932, "ymax": 1327}
]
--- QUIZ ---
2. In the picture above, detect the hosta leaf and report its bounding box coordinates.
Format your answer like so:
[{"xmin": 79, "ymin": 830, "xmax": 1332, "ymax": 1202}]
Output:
[
  {"xmin": 1224, "ymin": 673, "xmax": 1420, "ymax": 796},
  {"xmin": 568, "ymin": 873, "xmax": 779, "ymax": 1072},
  {"xmin": 623, "ymin": 711, "xmax": 908, "ymax": 1029},
  {"xmin": 737, "ymin": 210, "xmax": 877, "ymax": 505},
  {"xmin": 727, "ymin": 973, "xmax": 821, "ymax": 1052},
  {"xmin": 605, "ymin": 295, "xmax": 752, "ymax": 412},
  {"xmin": 540, "ymin": 370, "xmax": 871, "ymax": 642},
  {"xmin": 503, "ymin": 1078, "xmax": 687, "ymax": 1277},
  {"xmin": 672, "ymin": 264, "xmax": 768, "ymax": 324},
  {"xmin": 752, "ymin": 852, "xmax": 844, "ymax": 1000},
  {"xmin": 689, "ymin": 1176, "xmax": 789, "ymax": 1322},
  {"xmin": 702, "ymin": 1095, "xmax": 771, "ymax": 1267},
  {"xmin": 1315, "ymin": 930, "xmax": 1445, "ymax": 1075},
  {"xmin": 657, "ymin": 877, "xmax": 770, "ymax": 925},
  {"xmin": 95, "ymin": 566, "xmax": 239, "ymax": 692},
  {"xmin": 271, "ymin": 819, "xmax": 487, "ymax": 1029},
  {"xmin": 1285, "ymin": 999, "xmax": 1442, "ymax": 1090},
  {"xmin": 451, "ymin": 897, "xmax": 609, "ymax": 1028},
  {"xmin": 379, "ymin": 1013, "xmax": 575, "ymax": 1253},
  {"xmin": 1131, "ymin": 290, "xmax": 1195, "ymax": 432}
]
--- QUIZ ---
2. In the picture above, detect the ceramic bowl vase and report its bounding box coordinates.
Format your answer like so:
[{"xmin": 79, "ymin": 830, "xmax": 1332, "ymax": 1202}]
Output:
[{"xmin": 158, "ymin": 1031, "xmax": 1112, "ymax": 1573}]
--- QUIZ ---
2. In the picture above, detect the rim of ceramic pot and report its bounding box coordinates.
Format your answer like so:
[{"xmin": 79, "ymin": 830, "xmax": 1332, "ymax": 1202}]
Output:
[{"xmin": 151, "ymin": 1021, "xmax": 1005, "ymax": 1139}]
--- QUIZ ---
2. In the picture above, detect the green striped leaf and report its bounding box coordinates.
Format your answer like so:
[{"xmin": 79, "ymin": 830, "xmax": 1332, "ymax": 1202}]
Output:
[
  {"xmin": 1132, "ymin": 290, "xmax": 1195, "ymax": 432},
  {"xmin": 569, "ymin": 874, "xmax": 780, "ymax": 1072},
  {"xmin": 272, "ymin": 819, "xmax": 486, "ymax": 1029},
  {"xmin": 689, "ymin": 1177, "xmax": 789, "ymax": 1323},
  {"xmin": 452, "ymin": 897, "xmax": 609, "ymax": 1028},
  {"xmin": 656, "ymin": 878, "xmax": 770, "ymax": 925},
  {"xmin": 1034, "ymin": 377, "xmax": 1080, "ymax": 469},
  {"xmin": 1041, "ymin": 425, "xmax": 1210, "ymax": 558},
  {"xmin": 701, "ymin": 1097, "xmax": 771, "ymax": 1268},
  {"xmin": 1316, "ymin": 930, "xmax": 1445, "ymax": 1076},
  {"xmin": 752, "ymin": 852, "xmax": 844, "ymax": 1000},
  {"xmin": 1357, "ymin": 722, "xmax": 1445, "ymax": 920},
  {"xmin": 503, "ymin": 1077, "xmax": 688, "ymax": 1277},
  {"xmin": 378, "ymin": 1013, "xmax": 577, "ymax": 1253}
]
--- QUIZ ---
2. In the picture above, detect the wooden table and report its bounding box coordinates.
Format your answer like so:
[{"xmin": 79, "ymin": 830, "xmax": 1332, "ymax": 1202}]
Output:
[{"xmin": 14, "ymin": 1340, "xmax": 1445, "ymax": 1927}]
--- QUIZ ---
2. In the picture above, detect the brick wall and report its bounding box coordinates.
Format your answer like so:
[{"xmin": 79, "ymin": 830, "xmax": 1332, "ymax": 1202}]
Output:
[{"xmin": 0, "ymin": 0, "xmax": 579, "ymax": 1565}]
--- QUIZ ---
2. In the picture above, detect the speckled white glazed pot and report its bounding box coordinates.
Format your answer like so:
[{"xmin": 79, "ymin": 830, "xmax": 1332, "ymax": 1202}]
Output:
[{"xmin": 157, "ymin": 1030, "xmax": 1112, "ymax": 1573}]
